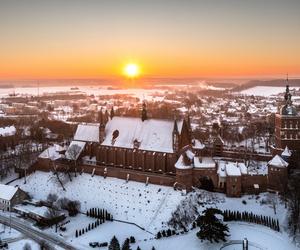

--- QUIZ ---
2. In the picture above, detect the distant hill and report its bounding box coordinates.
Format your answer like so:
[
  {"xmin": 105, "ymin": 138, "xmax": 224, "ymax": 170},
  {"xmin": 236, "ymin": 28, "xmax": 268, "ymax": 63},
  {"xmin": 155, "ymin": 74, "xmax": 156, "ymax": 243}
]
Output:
[{"xmin": 233, "ymin": 79, "xmax": 300, "ymax": 91}]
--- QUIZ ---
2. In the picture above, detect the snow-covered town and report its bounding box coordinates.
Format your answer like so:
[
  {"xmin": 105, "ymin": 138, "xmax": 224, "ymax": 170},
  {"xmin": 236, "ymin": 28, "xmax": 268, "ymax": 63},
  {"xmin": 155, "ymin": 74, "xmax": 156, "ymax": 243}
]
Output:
[{"xmin": 0, "ymin": 80, "xmax": 300, "ymax": 250}]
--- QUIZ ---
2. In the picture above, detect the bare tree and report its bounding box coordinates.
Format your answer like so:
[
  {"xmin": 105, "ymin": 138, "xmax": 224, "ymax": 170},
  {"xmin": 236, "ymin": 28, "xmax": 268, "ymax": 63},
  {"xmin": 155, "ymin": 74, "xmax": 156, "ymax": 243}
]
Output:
[
  {"xmin": 65, "ymin": 144, "xmax": 82, "ymax": 181},
  {"xmin": 15, "ymin": 141, "xmax": 38, "ymax": 184}
]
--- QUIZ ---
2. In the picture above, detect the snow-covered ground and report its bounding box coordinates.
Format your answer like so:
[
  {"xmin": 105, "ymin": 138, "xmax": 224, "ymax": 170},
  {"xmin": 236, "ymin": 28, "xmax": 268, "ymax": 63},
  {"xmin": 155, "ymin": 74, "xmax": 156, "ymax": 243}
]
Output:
[
  {"xmin": 240, "ymin": 86, "xmax": 285, "ymax": 97},
  {"xmin": 0, "ymin": 223, "xmax": 39, "ymax": 250},
  {"xmin": 12, "ymin": 171, "xmax": 183, "ymax": 232},
  {"xmin": 9, "ymin": 171, "xmax": 298, "ymax": 250}
]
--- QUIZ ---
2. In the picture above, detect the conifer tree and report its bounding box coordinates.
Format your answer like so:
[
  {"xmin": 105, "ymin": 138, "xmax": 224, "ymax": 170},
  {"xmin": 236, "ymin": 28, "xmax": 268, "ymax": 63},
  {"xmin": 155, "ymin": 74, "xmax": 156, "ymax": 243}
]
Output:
[
  {"xmin": 75, "ymin": 230, "xmax": 78, "ymax": 238},
  {"xmin": 136, "ymin": 247, "xmax": 141, "ymax": 250},
  {"xmin": 109, "ymin": 236, "xmax": 120, "ymax": 250},
  {"xmin": 156, "ymin": 231, "xmax": 162, "ymax": 239},
  {"xmin": 196, "ymin": 208, "xmax": 230, "ymax": 243},
  {"xmin": 121, "ymin": 238, "xmax": 131, "ymax": 250}
]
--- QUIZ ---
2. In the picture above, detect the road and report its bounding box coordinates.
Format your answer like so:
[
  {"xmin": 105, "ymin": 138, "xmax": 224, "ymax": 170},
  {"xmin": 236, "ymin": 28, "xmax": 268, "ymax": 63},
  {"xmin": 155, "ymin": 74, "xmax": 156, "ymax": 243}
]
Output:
[{"xmin": 0, "ymin": 214, "xmax": 76, "ymax": 250}]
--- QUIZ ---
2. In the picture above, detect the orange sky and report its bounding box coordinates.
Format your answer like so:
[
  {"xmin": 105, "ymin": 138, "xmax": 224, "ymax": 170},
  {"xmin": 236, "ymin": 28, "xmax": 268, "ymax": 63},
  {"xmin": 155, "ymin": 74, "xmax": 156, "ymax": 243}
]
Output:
[{"xmin": 0, "ymin": 1, "xmax": 299, "ymax": 80}]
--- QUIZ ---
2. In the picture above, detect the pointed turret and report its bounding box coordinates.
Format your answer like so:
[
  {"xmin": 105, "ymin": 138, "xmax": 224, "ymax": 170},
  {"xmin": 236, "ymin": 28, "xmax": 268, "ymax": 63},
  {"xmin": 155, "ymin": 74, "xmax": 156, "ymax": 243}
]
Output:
[
  {"xmin": 186, "ymin": 111, "xmax": 192, "ymax": 138},
  {"xmin": 141, "ymin": 101, "xmax": 147, "ymax": 122},
  {"xmin": 172, "ymin": 118, "xmax": 179, "ymax": 152},
  {"xmin": 98, "ymin": 108, "xmax": 103, "ymax": 124},
  {"xmin": 98, "ymin": 108, "xmax": 106, "ymax": 143},
  {"xmin": 110, "ymin": 106, "xmax": 115, "ymax": 119},
  {"xmin": 104, "ymin": 109, "xmax": 109, "ymax": 123}
]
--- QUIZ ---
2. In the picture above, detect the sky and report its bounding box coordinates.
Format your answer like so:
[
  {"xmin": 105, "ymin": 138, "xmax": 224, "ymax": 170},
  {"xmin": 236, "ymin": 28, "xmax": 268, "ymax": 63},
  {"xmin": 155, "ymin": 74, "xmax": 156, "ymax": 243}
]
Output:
[{"xmin": 0, "ymin": 0, "xmax": 300, "ymax": 80}]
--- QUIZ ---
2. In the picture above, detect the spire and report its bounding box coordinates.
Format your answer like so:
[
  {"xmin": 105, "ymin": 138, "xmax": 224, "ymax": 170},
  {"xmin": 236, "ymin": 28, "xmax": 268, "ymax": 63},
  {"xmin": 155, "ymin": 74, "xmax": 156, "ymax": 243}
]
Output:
[
  {"xmin": 104, "ymin": 109, "xmax": 109, "ymax": 123},
  {"xmin": 172, "ymin": 117, "xmax": 179, "ymax": 152},
  {"xmin": 110, "ymin": 106, "xmax": 115, "ymax": 119},
  {"xmin": 173, "ymin": 119, "xmax": 178, "ymax": 133},
  {"xmin": 186, "ymin": 109, "xmax": 191, "ymax": 132},
  {"xmin": 141, "ymin": 101, "xmax": 147, "ymax": 122},
  {"xmin": 284, "ymin": 73, "xmax": 292, "ymax": 104},
  {"xmin": 98, "ymin": 108, "xmax": 103, "ymax": 124}
]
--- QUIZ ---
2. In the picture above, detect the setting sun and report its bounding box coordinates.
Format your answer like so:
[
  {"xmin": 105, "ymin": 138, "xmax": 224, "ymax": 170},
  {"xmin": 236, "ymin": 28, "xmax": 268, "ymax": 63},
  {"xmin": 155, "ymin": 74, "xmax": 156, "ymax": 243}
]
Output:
[{"xmin": 124, "ymin": 64, "xmax": 139, "ymax": 78}]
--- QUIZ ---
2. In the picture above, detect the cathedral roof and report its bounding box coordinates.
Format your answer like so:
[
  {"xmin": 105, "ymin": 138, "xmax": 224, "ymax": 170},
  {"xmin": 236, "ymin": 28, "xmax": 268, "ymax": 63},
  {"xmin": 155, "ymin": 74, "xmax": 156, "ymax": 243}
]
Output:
[{"xmin": 102, "ymin": 116, "xmax": 183, "ymax": 153}]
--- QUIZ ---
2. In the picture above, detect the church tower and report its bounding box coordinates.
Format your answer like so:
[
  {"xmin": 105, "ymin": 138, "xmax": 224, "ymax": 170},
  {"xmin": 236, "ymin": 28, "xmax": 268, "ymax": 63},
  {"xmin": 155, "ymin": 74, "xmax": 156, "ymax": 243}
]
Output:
[{"xmin": 274, "ymin": 77, "xmax": 300, "ymax": 154}]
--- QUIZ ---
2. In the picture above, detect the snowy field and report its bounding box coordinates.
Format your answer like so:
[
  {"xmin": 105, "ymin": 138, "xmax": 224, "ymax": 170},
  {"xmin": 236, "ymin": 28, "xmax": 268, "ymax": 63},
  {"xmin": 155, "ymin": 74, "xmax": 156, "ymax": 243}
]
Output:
[
  {"xmin": 12, "ymin": 171, "xmax": 183, "ymax": 232},
  {"xmin": 240, "ymin": 86, "xmax": 285, "ymax": 96},
  {"xmin": 9, "ymin": 171, "xmax": 299, "ymax": 250}
]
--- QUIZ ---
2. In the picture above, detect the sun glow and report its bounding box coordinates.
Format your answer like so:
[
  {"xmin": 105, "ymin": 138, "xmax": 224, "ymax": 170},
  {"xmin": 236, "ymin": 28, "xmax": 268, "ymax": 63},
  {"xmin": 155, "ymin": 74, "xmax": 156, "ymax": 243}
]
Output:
[{"xmin": 124, "ymin": 63, "xmax": 139, "ymax": 78}]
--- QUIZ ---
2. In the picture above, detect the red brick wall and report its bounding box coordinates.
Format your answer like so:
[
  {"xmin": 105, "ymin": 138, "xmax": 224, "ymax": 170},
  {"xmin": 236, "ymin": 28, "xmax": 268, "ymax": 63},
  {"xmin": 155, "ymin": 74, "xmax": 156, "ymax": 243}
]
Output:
[
  {"xmin": 241, "ymin": 175, "xmax": 268, "ymax": 194},
  {"xmin": 175, "ymin": 168, "xmax": 193, "ymax": 191},
  {"xmin": 268, "ymin": 165, "xmax": 288, "ymax": 192},
  {"xmin": 226, "ymin": 176, "xmax": 242, "ymax": 197},
  {"xmin": 192, "ymin": 168, "xmax": 218, "ymax": 188},
  {"xmin": 81, "ymin": 164, "xmax": 175, "ymax": 186}
]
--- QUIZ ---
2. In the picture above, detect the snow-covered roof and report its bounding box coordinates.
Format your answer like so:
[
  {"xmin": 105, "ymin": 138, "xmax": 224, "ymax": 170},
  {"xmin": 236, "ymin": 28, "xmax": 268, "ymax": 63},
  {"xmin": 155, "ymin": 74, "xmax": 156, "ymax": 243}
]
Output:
[
  {"xmin": 102, "ymin": 117, "xmax": 183, "ymax": 153},
  {"xmin": 175, "ymin": 155, "xmax": 193, "ymax": 169},
  {"xmin": 217, "ymin": 163, "xmax": 226, "ymax": 178},
  {"xmin": 39, "ymin": 145, "xmax": 64, "ymax": 160},
  {"xmin": 0, "ymin": 184, "xmax": 19, "ymax": 200},
  {"xmin": 65, "ymin": 140, "xmax": 86, "ymax": 160},
  {"xmin": 238, "ymin": 162, "xmax": 247, "ymax": 175},
  {"xmin": 55, "ymin": 144, "xmax": 67, "ymax": 152},
  {"xmin": 0, "ymin": 125, "xmax": 16, "ymax": 137},
  {"xmin": 281, "ymin": 146, "xmax": 292, "ymax": 157},
  {"xmin": 14, "ymin": 204, "xmax": 63, "ymax": 219},
  {"xmin": 194, "ymin": 157, "xmax": 215, "ymax": 168},
  {"xmin": 225, "ymin": 162, "xmax": 241, "ymax": 176},
  {"xmin": 192, "ymin": 139, "xmax": 205, "ymax": 150},
  {"xmin": 186, "ymin": 150, "xmax": 195, "ymax": 160},
  {"xmin": 268, "ymin": 155, "xmax": 288, "ymax": 168},
  {"xmin": 74, "ymin": 124, "xmax": 99, "ymax": 142}
]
